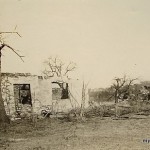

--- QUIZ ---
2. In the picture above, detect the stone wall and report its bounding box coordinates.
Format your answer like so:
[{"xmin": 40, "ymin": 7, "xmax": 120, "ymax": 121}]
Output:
[
  {"xmin": 2, "ymin": 73, "xmax": 89, "ymax": 117},
  {"xmin": 2, "ymin": 73, "xmax": 52, "ymax": 118}
]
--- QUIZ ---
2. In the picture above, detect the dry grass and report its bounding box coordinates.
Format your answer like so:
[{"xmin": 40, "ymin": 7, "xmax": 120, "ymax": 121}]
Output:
[{"xmin": 1, "ymin": 116, "xmax": 150, "ymax": 150}]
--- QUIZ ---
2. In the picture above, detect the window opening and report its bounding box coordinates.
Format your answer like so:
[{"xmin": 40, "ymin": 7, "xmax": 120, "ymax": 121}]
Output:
[
  {"xmin": 14, "ymin": 84, "xmax": 32, "ymax": 106},
  {"xmin": 52, "ymin": 82, "xmax": 69, "ymax": 100}
]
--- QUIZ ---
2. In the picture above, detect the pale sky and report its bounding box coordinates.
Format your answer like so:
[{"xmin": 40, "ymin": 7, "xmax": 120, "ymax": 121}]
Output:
[{"xmin": 1, "ymin": 0, "xmax": 150, "ymax": 88}]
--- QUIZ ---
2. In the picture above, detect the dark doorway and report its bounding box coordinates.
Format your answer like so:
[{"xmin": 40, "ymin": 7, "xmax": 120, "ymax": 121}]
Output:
[{"xmin": 14, "ymin": 84, "xmax": 32, "ymax": 106}]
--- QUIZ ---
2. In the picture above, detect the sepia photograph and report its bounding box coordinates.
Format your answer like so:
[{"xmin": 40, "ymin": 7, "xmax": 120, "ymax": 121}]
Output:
[{"xmin": 0, "ymin": 0, "xmax": 150, "ymax": 149}]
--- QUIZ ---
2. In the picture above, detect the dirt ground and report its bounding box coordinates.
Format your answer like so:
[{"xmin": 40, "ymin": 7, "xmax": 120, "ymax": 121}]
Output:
[{"xmin": 1, "ymin": 116, "xmax": 150, "ymax": 150}]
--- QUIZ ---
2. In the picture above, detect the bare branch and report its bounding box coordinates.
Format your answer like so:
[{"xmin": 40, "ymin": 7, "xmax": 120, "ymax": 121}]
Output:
[
  {"xmin": 1, "ymin": 43, "xmax": 24, "ymax": 62},
  {"xmin": 0, "ymin": 32, "xmax": 22, "ymax": 37},
  {"xmin": 42, "ymin": 69, "xmax": 54, "ymax": 77},
  {"xmin": 126, "ymin": 78, "xmax": 138, "ymax": 91},
  {"xmin": 64, "ymin": 62, "xmax": 76, "ymax": 76},
  {"xmin": 0, "ymin": 44, "xmax": 5, "ymax": 51},
  {"xmin": 43, "ymin": 56, "xmax": 76, "ymax": 79}
]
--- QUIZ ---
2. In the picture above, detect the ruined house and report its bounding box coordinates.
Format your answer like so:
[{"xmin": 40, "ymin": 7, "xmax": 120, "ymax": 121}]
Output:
[{"xmin": 2, "ymin": 73, "xmax": 86, "ymax": 119}]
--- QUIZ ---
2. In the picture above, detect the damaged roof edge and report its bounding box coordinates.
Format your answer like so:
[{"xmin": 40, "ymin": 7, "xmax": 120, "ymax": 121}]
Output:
[
  {"xmin": 1, "ymin": 72, "xmax": 39, "ymax": 78},
  {"xmin": 1, "ymin": 72, "xmax": 80, "ymax": 82}
]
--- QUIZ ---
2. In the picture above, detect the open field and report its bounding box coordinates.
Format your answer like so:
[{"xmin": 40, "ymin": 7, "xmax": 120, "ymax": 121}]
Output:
[{"xmin": 1, "ymin": 116, "xmax": 150, "ymax": 150}]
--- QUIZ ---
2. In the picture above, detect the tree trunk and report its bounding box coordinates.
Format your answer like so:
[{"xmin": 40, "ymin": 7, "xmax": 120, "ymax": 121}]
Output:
[
  {"xmin": 0, "ymin": 50, "xmax": 10, "ymax": 124},
  {"xmin": 115, "ymin": 90, "xmax": 118, "ymax": 103},
  {"xmin": 114, "ymin": 90, "xmax": 119, "ymax": 118}
]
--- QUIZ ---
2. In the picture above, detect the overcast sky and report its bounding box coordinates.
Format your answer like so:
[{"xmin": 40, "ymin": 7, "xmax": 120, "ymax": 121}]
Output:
[{"xmin": 1, "ymin": 0, "xmax": 150, "ymax": 88}]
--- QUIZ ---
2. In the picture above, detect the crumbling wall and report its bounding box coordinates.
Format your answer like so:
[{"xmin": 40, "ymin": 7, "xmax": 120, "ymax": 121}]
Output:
[
  {"xmin": 2, "ymin": 73, "xmax": 89, "ymax": 117},
  {"xmin": 34, "ymin": 77, "xmax": 52, "ymax": 114},
  {"xmin": 51, "ymin": 78, "xmax": 88, "ymax": 113},
  {"xmin": 2, "ymin": 73, "xmax": 52, "ymax": 118},
  {"xmin": 2, "ymin": 76, "xmax": 15, "ymax": 117}
]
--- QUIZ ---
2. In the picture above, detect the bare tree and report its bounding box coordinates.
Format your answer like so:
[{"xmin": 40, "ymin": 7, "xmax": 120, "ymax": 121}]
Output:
[
  {"xmin": 43, "ymin": 56, "xmax": 80, "ymax": 119},
  {"xmin": 43, "ymin": 56, "xmax": 76, "ymax": 79},
  {"xmin": 112, "ymin": 76, "xmax": 137, "ymax": 103},
  {"xmin": 111, "ymin": 76, "xmax": 137, "ymax": 118},
  {"xmin": 0, "ymin": 30, "xmax": 24, "ymax": 124}
]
